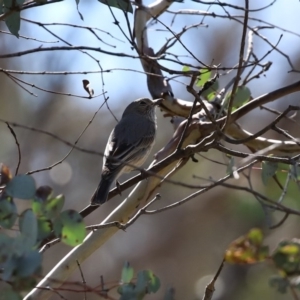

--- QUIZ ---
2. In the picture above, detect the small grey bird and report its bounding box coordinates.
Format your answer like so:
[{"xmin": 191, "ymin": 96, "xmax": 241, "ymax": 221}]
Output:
[{"xmin": 91, "ymin": 98, "xmax": 161, "ymax": 205}]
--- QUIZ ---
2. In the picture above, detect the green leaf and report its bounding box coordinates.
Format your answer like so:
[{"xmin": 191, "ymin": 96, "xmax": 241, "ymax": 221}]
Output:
[
  {"xmin": 5, "ymin": 11, "xmax": 20, "ymax": 38},
  {"xmin": 0, "ymin": 197, "xmax": 17, "ymax": 229},
  {"xmin": 44, "ymin": 194, "xmax": 65, "ymax": 220},
  {"xmin": 6, "ymin": 174, "xmax": 36, "ymax": 199},
  {"xmin": 225, "ymin": 86, "xmax": 251, "ymax": 110},
  {"xmin": 234, "ymin": 86, "xmax": 251, "ymax": 108},
  {"xmin": 272, "ymin": 240, "xmax": 300, "ymax": 275},
  {"xmin": 121, "ymin": 261, "xmax": 134, "ymax": 283},
  {"xmin": 54, "ymin": 210, "xmax": 86, "ymax": 246},
  {"xmin": 36, "ymin": 218, "xmax": 52, "ymax": 243},
  {"xmin": 31, "ymin": 198, "xmax": 44, "ymax": 217},
  {"xmin": 19, "ymin": 209, "xmax": 38, "ymax": 250},
  {"xmin": 225, "ymin": 228, "xmax": 269, "ymax": 264},
  {"xmin": 1, "ymin": 255, "xmax": 17, "ymax": 280},
  {"xmin": 53, "ymin": 217, "xmax": 63, "ymax": 237},
  {"xmin": 118, "ymin": 283, "xmax": 136, "ymax": 300},
  {"xmin": 247, "ymin": 228, "xmax": 263, "ymax": 246},
  {"xmin": 135, "ymin": 270, "xmax": 149, "ymax": 294},
  {"xmin": 182, "ymin": 65, "xmax": 190, "ymax": 72},
  {"xmin": 146, "ymin": 270, "xmax": 160, "ymax": 293},
  {"xmin": 15, "ymin": 250, "xmax": 41, "ymax": 277},
  {"xmin": 32, "ymin": 187, "xmax": 55, "ymax": 218},
  {"xmin": 98, "ymin": 0, "xmax": 133, "ymax": 13},
  {"xmin": 202, "ymin": 80, "xmax": 219, "ymax": 101},
  {"xmin": 0, "ymin": 233, "xmax": 13, "ymax": 263},
  {"xmin": 261, "ymin": 161, "xmax": 278, "ymax": 185},
  {"xmin": 196, "ymin": 68, "xmax": 211, "ymax": 87}
]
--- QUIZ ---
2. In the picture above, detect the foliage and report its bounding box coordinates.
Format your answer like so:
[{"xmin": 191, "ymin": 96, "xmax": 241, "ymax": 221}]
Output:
[
  {"xmin": 118, "ymin": 262, "xmax": 165, "ymax": 300},
  {"xmin": 225, "ymin": 229, "xmax": 300, "ymax": 295},
  {"xmin": 0, "ymin": 164, "xmax": 86, "ymax": 296},
  {"xmin": 225, "ymin": 228, "xmax": 269, "ymax": 264}
]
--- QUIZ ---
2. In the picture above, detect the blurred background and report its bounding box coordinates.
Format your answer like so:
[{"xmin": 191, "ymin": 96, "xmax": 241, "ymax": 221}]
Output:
[{"xmin": 1, "ymin": 0, "xmax": 300, "ymax": 299}]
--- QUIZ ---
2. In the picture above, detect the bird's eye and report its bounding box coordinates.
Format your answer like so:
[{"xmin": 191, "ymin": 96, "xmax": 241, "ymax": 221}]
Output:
[{"xmin": 140, "ymin": 100, "xmax": 147, "ymax": 105}]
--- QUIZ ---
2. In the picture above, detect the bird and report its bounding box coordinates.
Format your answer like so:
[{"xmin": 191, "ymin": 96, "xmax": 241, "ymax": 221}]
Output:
[{"xmin": 91, "ymin": 97, "xmax": 162, "ymax": 205}]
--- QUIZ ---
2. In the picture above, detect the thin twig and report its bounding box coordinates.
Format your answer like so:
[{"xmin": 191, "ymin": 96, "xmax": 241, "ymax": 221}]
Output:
[
  {"xmin": 0, "ymin": 29, "xmax": 59, "ymax": 43},
  {"xmin": 27, "ymin": 100, "xmax": 105, "ymax": 175},
  {"xmin": 223, "ymin": 0, "xmax": 249, "ymax": 130},
  {"xmin": 260, "ymin": 105, "xmax": 299, "ymax": 125},
  {"xmin": 224, "ymin": 105, "xmax": 300, "ymax": 145},
  {"xmin": 87, "ymin": 194, "xmax": 161, "ymax": 231},
  {"xmin": 202, "ymin": 259, "xmax": 225, "ymax": 300},
  {"xmin": 176, "ymin": 75, "xmax": 198, "ymax": 150},
  {"xmin": 5, "ymin": 123, "xmax": 21, "ymax": 175},
  {"xmin": 76, "ymin": 260, "xmax": 87, "ymax": 300},
  {"xmin": 39, "ymin": 238, "xmax": 60, "ymax": 253},
  {"xmin": 42, "ymin": 194, "xmax": 161, "ymax": 252},
  {"xmin": 0, "ymin": 119, "xmax": 234, "ymax": 190},
  {"xmin": 269, "ymin": 212, "xmax": 289, "ymax": 229},
  {"xmin": 145, "ymin": 161, "xmax": 257, "ymax": 215},
  {"xmin": 273, "ymin": 125, "xmax": 300, "ymax": 147},
  {"xmin": 8, "ymin": 73, "xmax": 105, "ymax": 99}
]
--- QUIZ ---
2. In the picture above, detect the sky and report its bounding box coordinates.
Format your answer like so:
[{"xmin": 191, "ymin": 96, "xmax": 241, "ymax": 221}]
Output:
[{"xmin": 13, "ymin": 0, "xmax": 300, "ymax": 115}]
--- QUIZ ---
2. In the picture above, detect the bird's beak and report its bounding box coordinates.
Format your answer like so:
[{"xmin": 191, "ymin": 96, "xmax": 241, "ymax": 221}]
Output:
[{"xmin": 152, "ymin": 98, "xmax": 163, "ymax": 106}]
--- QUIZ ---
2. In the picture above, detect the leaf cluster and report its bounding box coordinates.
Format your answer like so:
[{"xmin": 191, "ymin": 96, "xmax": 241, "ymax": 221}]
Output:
[
  {"xmin": 225, "ymin": 228, "xmax": 300, "ymax": 295},
  {"xmin": 0, "ymin": 164, "xmax": 86, "ymax": 298},
  {"xmin": 118, "ymin": 262, "xmax": 174, "ymax": 300}
]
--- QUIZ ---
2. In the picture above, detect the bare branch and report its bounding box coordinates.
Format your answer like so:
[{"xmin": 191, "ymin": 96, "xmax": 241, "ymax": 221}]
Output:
[
  {"xmin": 202, "ymin": 259, "xmax": 225, "ymax": 300},
  {"xmin": 223, "ymin": 0, "xmax": 249, "ymax": 130}
]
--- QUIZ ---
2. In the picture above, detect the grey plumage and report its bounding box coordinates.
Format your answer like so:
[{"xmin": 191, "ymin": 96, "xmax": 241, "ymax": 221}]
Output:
[{"xmin": 91, "ymin": 98, "xmax": 160, "ymax": 205}]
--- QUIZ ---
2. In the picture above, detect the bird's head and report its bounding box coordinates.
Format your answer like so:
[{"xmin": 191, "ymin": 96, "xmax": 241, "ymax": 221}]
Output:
[{"xmin": 123, "ymin": 98, "xmax": 162, "ymax": 116}]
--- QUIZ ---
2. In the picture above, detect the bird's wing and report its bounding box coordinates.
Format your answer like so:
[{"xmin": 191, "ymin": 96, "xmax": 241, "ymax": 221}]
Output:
[{"xmin": 104, "ymin": 130, "xmax": 155, "ymax": 172}]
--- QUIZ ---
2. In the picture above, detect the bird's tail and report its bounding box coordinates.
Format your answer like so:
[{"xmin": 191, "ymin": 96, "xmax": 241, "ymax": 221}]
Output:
[{"xmin": 91, "ymin": 176, "xmax": 114, "ymax": 205}]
